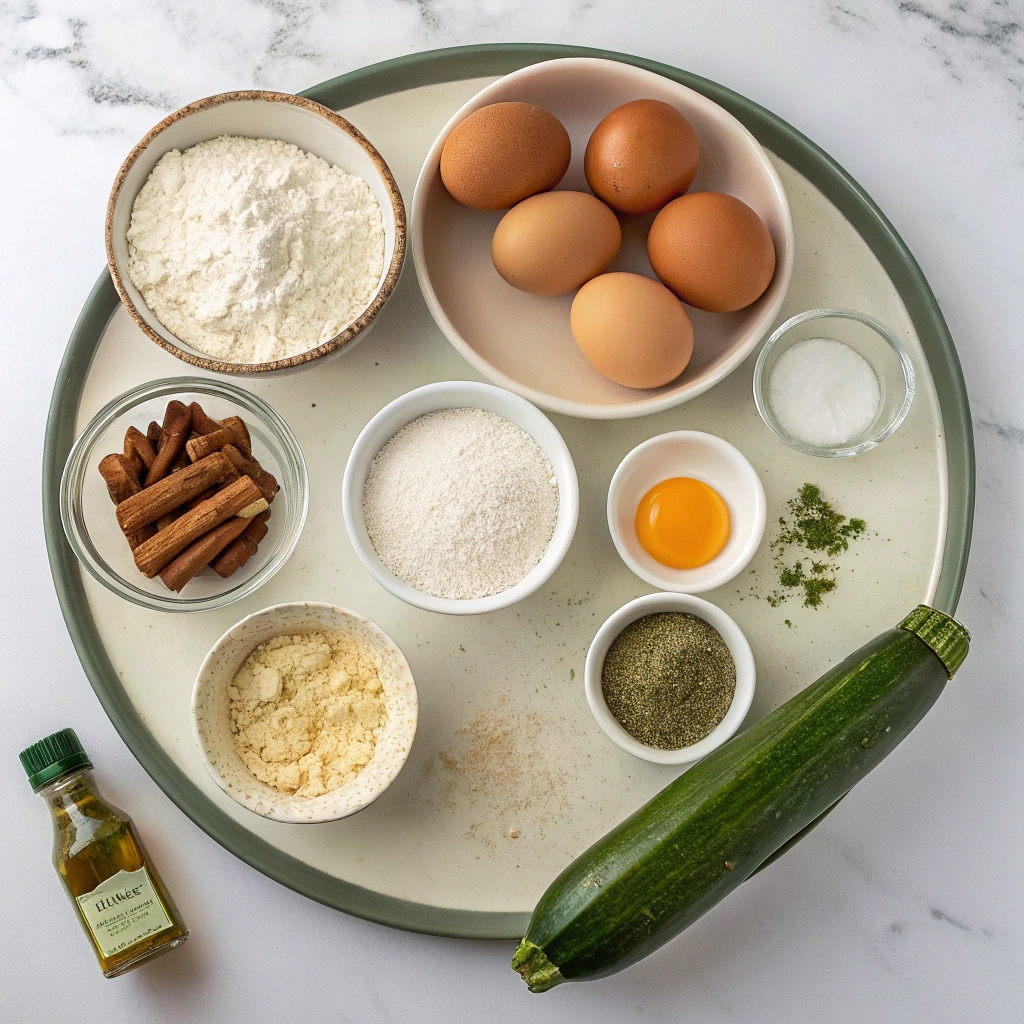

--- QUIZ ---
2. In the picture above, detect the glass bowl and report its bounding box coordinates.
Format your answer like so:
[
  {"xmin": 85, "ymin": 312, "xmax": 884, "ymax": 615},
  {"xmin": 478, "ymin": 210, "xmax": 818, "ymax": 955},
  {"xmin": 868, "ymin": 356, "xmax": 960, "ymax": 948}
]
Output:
[
  {"xmin": 752, "ymin": 308, "xmax": 915, "ymax": 458},
  {"xmin": 60, "ymin": 377, "xmax": 308, "ymax": 612}
]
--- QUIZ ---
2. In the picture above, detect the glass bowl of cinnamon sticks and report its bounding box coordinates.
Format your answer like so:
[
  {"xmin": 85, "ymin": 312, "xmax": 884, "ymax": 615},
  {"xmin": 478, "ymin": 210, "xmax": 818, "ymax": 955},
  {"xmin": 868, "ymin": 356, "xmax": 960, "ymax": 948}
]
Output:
[{"xmin": 60, "ymin": 377, "xmax": 308, "ymax": 612}]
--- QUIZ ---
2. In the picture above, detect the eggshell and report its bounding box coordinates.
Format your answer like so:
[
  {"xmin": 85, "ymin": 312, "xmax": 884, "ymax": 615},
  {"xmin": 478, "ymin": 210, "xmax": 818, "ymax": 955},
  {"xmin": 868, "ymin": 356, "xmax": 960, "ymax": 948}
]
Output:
[
  {"xmin": 584, "ymin": 100, "xmax": 700, "ymax": 216},
  {"xmin": 440, "ymin": 102, "xmax": 571, "ymax": 210},
  {"xmin": 570, "ymin": 272, "xmax": 694, "ymax": 389},
  {"xmin": 647, "ymin": 192, "xmax": 776, "ymax": 312},
  {"xmin": 491, "ymin": 191, "xmax": 622, "ymax": 295}
]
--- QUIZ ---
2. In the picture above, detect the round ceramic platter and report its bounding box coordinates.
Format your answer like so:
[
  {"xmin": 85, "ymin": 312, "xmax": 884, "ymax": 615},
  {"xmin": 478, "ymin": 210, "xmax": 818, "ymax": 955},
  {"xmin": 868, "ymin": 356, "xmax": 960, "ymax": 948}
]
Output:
[{"xmin": 43, "ymin": 44, "xmax": 973, "ymax": 940}]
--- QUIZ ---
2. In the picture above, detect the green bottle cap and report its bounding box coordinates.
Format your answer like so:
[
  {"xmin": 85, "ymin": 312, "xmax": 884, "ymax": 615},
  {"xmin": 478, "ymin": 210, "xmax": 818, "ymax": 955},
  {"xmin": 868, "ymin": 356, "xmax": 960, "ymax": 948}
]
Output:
[
  {"xmin": 19, "ymin": 728, "xmax": 93, "ymax": 790},
  {"xmin": 898, "ymin": 605, "xmax": 970, "ymax": 678}
]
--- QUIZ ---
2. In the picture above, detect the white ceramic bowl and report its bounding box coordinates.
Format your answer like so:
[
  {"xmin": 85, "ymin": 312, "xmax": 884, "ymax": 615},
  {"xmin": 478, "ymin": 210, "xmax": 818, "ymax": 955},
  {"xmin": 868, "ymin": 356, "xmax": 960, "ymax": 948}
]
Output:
[
  {"xmin": 608, "ymin": 431, "xmax": 766, "ymax": 593},
  {"xmin": 585, "ymin": 592, "xmax": 755, "ymax": 764},
  {"xmin": 342, "ymin": 380, "xmax": 579, "ymax": 615},
  {"xmin": 412, "ymin": 57, "xmax": 794, "ymax": 419},
  {"xmin": 107, "ymin": 90, "xmax": 406, "ymax": 377},
  {"xmin": 192, "ymin": 602, "xmax": 418, "ymax": 823}
]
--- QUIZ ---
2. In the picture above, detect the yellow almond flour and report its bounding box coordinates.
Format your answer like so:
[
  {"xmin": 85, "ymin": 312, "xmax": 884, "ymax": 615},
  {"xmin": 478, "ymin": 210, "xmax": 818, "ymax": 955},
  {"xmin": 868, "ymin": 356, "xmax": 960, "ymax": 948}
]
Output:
[{"xmin": 228, "ymin": 630, "xmax": 387, "ymax": 798}]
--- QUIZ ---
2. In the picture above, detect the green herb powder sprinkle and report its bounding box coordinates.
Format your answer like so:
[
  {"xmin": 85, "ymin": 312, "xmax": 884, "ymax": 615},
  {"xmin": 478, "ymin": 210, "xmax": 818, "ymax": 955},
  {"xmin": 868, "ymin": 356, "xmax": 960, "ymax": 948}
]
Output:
[
  {"xmin": 767, "ymin": 483, "xmax": 866, "ymax": 608},
  {"xmin": 601, "ymin": 613, "xmax": 736, "ymax": 750}
]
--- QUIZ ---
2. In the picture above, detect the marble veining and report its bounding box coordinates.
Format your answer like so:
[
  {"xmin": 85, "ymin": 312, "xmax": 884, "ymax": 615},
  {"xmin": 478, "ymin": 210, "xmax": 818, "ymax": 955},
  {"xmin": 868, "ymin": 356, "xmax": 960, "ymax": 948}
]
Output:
[
  {"xmin": 5, "ymin": 0, "xmax": 1024, "ymax": 138},
  {"xmin": 976, "ymin": 416, "xmax": 1024, "ymax": 446},
  {"xmin": 827, "ymin": 0, "xmax": 1024, "ymax": 108},
  {"xmin": 896, "ymin": 0, "xmax": 1024, "ymax": 84}
]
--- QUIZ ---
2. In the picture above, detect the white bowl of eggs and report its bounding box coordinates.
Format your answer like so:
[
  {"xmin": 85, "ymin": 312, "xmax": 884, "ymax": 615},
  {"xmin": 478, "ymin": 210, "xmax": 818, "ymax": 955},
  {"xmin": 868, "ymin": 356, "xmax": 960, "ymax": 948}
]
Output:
[{"xmin": 412, "ymin": 57, "xmax": 794, "ymax": 419}]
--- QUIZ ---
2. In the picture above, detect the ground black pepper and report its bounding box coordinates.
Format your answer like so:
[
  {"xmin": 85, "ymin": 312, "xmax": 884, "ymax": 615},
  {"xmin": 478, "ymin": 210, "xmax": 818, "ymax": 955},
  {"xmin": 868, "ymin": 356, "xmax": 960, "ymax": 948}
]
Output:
[{"xmin": 601, "ymin": 613, "xmax": 736, "ymax": 750}]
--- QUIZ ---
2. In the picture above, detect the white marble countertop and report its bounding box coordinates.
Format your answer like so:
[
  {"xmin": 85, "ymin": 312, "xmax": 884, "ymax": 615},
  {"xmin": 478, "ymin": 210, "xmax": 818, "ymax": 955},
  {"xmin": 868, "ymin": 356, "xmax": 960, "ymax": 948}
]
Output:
[{"xmin": 1, "ymin": 2, "xmax": 1020, "ymax": 1020}]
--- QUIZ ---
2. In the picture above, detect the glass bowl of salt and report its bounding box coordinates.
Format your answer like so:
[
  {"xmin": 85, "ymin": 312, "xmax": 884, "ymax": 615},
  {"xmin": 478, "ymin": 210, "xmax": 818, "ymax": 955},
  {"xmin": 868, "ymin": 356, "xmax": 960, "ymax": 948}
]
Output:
[{"xmin": 752, "ymin": 308, "xmax": 915, "ymax": 458}]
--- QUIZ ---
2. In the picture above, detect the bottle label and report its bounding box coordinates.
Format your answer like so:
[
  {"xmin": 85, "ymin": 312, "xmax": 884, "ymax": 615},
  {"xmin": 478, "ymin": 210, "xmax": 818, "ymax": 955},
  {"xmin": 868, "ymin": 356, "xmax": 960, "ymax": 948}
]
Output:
[{"xmin": 75, "ymin": 867, "xmax": 172, "ymax": 958}]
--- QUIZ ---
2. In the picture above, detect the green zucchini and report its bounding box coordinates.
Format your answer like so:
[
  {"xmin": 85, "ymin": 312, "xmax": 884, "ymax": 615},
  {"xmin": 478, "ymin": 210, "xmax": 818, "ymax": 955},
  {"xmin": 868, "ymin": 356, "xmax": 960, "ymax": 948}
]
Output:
[{"xmin": 513, "ymin": 606, "xmax": 969, "ymax": 992}]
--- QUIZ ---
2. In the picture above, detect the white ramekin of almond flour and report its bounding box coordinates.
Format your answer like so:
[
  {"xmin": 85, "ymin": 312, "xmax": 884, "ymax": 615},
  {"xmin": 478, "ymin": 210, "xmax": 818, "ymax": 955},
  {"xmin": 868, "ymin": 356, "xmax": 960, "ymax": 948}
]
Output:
[{"xmin": 191, "ymin": 602, "xmax": 418, "ymax": 823}]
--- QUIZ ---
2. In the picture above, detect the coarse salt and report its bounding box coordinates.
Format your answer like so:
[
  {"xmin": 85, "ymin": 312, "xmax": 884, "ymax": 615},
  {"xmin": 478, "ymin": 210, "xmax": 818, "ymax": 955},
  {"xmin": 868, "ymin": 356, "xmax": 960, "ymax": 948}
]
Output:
[{"xmin": 767, "ymin": 338, "xmax": 880, "ymax": 447}]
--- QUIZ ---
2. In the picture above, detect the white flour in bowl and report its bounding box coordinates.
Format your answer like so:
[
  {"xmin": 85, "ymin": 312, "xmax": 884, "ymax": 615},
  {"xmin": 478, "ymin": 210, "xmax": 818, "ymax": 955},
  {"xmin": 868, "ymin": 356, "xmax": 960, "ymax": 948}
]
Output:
[{"xmin": 126, "ymin": 135, "xmax": 385, "ymax": 364}]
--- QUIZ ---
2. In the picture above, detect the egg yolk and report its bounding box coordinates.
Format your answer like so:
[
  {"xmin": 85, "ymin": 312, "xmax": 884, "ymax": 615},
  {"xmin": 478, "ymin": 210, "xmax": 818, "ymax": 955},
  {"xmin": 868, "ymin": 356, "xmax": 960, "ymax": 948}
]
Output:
[{"xmin": 635, "ymin": 477, "xmax": 730, "ymax": 569}]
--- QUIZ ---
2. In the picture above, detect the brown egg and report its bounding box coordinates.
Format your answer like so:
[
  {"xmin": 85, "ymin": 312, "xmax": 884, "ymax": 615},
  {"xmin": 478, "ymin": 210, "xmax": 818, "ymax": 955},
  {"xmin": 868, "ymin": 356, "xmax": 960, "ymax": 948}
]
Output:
[
  {"xmin": 570, "ymin": 272, "xmax": 694, "ymax": 389},
  {"xmin": 491, "ymin": 191, "xmax": 622, "ymax": 295},
  {"xmin": 647, "ymin": 192, "xmax": 776, "ymax": 312},
  {"xmin": 584, "ymin": 100, "xmax": 700, "ymax": 216},
  {"xmin": 440, "ymin": 102, "xmax": 571, "ymax": 210}
]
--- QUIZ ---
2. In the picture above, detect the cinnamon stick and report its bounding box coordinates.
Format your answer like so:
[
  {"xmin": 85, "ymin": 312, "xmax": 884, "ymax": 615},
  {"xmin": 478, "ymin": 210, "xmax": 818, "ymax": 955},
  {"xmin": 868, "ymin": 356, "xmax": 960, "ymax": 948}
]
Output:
[
  {"xmin": 185, "ymin": 427, "xmax": 234, "ymax": 463},
  {"xmin": 221, "ymin": 444, "xmax": 279, "ymax": 502},
  {"xmin": 183, "ymin": 487, "xmax": 218, "ymax": 512},
  {"xmin": 243, "ymin": 509, "xmax": 271, "ymax": 545},
  {"xmin": 97, "ymin": 455, "xmax": 156, "ymax": 550},
  {"xmin": 99, "ymin": 454, "xmax": 138, "ymax": 505},
  {"xmin": 116, "ymin": 451, "xmax": 235, "ymax": 534},
  {"xmin": 146, "ymin": 401, "xmax": 192, "ymax": 486},
  {"xmin": 132, "ymin": 475, "xmax": 263, "ymax": 577},
  {"xmin": 147, "ymin": 421, "xmax": 162, "ymax": 446},
  {"xmin": 121, "ymin": 445, "xmax": 145, "ymax": 487},
  {"xmin": 210, "ymin": 510, "xmax": 271, "ymax": 578},
  {"xmin": 158, "ymin": 515, "xmax": 251, "ymax": 592},
  {"xmin": 222, "ymin": 415, "xmax": 251, "ymax": 456},
  {"xmin": 170, "ymin": 447, "xmax": 191, "ymax": 473},
  {"xmin": 188, "ymin": 402, "xmax": 224, "ymax": 436},
  {"xmin": 211, "ymin": 535, "xmax": 259, "ymax": 578},
  {"xmin": 125, "ymin": 426, "xmax": 157, "ymax": 472}
]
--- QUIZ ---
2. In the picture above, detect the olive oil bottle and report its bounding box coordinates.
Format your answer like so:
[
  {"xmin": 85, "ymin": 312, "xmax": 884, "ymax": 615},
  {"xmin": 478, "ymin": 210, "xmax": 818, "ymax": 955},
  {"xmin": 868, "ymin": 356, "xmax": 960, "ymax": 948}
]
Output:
[{"xmin": 20, "ymin": 729, "xmax": 188, "ymax": 977}]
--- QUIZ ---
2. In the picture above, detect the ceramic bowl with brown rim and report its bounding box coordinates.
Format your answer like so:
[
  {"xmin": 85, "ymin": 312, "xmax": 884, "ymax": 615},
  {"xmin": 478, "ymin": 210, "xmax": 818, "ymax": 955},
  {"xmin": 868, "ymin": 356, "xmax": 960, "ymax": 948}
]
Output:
[{"xmin": 106, "ymin": 91, "xmax": 406, "ymax": 377}]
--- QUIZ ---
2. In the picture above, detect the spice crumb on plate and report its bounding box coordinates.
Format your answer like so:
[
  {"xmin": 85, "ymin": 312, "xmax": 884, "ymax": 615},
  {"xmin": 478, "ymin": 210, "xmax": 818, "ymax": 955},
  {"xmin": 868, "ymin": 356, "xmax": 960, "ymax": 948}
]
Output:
[{"xmin": 766, "ymin": 483, "xmax": 867, "ymax": 608}]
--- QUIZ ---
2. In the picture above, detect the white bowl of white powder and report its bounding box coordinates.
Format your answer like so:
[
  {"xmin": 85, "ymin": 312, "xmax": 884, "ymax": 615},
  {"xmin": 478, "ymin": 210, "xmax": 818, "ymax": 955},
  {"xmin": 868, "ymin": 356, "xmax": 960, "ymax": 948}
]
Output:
[
  {"xmin": 342, "ymin": 381, "xmax": 580, "ymax": 615},
  {"xmin": 106, "ymin": 91, "xmax": 405, "ymax": 375}
]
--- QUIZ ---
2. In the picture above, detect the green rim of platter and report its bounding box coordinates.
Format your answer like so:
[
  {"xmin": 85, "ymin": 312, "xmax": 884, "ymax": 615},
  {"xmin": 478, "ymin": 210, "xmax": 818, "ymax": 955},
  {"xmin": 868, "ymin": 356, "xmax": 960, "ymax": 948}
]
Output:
[{"xmin": 41, "ymin": 43, "xmax": 975, "ymax": 940}]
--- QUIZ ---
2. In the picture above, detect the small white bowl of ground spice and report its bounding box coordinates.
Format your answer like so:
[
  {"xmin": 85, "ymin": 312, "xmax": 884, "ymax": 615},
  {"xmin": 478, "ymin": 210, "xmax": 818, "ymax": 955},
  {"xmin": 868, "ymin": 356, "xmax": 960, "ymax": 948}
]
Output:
[
  {"xmin": 192, "ymin": 602, "xmax": 417, "ymax": 822},
  {"xmin": 585, "ymin": 593, "xmax": 755, "ymax": 764},
  {"xmin": 342, "ymin": 380, "xmax": 579, "ymax": 615}
]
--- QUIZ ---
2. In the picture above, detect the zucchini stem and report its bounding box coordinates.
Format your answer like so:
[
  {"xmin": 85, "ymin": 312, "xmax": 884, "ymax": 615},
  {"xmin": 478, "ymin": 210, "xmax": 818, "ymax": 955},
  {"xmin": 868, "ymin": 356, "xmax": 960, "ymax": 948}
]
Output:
[{"xmin": 512, "ymin": 939, "xmax": 564, "ymax": 992}]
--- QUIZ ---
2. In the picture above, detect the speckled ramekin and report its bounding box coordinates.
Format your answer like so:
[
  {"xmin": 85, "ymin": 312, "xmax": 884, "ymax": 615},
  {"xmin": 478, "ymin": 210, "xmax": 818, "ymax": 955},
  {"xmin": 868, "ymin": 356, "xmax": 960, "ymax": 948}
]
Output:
[
  {"xmin": 191, "ymin": 602, "xmax": 418, "ymax": 823},
  {"xmin": 106, "ymin": 91, "xmax": 406, "ymax": 377}
]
